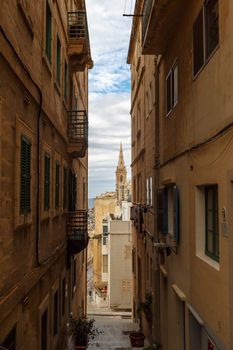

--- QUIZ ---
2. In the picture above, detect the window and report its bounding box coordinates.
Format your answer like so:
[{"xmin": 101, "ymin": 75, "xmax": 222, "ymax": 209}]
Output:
[
  {"xmin": 44, "ymin": 154, "xmax": 50, "ymax": 210},
  {"xmin": 205, "ymin": 186, "xmax": 219, "ymax": 261},
  {"xmin": 61, "ymin": 278, "xmax": 66, "ymax": 316},
  {"xmin": 63, "ymin": 167, "xmax": 68, "ymax": 209},
  {"xmin": 193, "ymin": 0, "xmax": 219, "ymax": 76},
  {"xmin": 146, "ymin": 177, "xmax": 153, "ymax": 206},
  {"xmin": 1, "ymin": 326, "xmax": 17, "ymax": 350},
  {"xmin": 157, "ymin": 185, "xmax": 180, "ymax": 242},
  {"xmin": 64, "ymin": 61, "xmax": 68, "ymax": 101},
  {"xmin": 103, "ymin": 255, "xmax": 108, "ymax": 273},
  {"xmin": 56, "ymin": 35, "xmax": 61, "ymax": 84},
  {"xmin": 53, "ymin": 291, "xmax": 59, "ymax": 336},
  {"xmin": 166, "ymin": 62, "xmax": 178, "ymax": 115},
  {"xmin": 55, "ymin": 161, "xmax": 60, "ymax": 209},
  {"xmin": 103, "ymin": 224, "xmax": 108, "ymax": 245},
  {"xmin": 20, "ymin": 135, "xmax": 31, "ymax": 214},
  {"xmin": 45, "ymin": 1, "xmax": 52, "ymax": 62},
  {"xmin": 41, "ymin": 309, "xmax": 48, "ymax": 350}
]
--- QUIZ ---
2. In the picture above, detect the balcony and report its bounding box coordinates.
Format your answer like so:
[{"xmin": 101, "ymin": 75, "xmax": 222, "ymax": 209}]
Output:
[
  {"xmin": 141, "ymin": 0, "xmax": 185, "ymax": 55},
  {"xmin": 130, "ymin": 204, "xmax": 147, "ymax": 234},
  {"xmin": 67, "ymin": 210, "xmax": 89, "ymax": 255},
  {"xmin": 67, "ymin": 11, "xmax": 93, "ymax": 71},
  {"xmin": 67, "ymin": 110, "xmax": 88, "ymax": 158}
]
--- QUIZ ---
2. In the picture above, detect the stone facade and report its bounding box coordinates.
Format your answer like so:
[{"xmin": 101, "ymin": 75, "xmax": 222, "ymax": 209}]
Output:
[
  {"xmin": 128, "ymin": 0, "xmax": 232, "ymax": 349},
  {"xmin": 0, "ymin": 0, "xmax": 92, "ymax": 348}
]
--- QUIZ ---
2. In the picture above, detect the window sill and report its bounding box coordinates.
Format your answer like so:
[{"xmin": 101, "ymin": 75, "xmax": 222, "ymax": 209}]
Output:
[
  {"xmin": 42, "ymin": 54, "xmax": 52, "ymax": 76},
  {"xmin": 196, "ymin": 252, "xmax": 220, "ymax": 271}
]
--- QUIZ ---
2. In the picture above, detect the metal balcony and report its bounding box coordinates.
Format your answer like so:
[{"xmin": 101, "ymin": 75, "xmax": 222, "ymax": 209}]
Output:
[
  {"xmin": 141, "ymin": 0, "xmax": 185, "ymax": 55},
  {"xmin": 67, "ymin": 11, "xmax": 93, "ymax": 71},
  {"xmin": 67, "ymin": 210, "xmax": 89, "ymax": 255},
  {"xmin": 67, "ymin": 110, "xmax": 88, "ymax": 158}
]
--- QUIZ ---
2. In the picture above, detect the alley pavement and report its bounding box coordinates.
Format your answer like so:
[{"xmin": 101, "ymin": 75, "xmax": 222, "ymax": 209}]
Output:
[{"xmin": 87, "ymin": 297, "xmax": 149, "ymax": 350}]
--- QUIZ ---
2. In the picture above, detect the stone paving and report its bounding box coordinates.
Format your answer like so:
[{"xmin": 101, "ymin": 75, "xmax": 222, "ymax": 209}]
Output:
[{"xmin": 87, "ymin": 315, "xmax": 149, "ymax": 350}]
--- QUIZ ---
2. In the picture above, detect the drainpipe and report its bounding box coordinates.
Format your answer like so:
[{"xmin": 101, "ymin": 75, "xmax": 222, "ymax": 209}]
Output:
[{"xmin": 154, "ymin": 55, "xmax": 161, "ymax": 346}]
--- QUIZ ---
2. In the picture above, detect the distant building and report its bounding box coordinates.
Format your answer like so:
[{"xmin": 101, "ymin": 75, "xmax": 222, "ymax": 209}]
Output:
[{"xmin": 116, "ymin": 143, "xmax": 129, "ymax": 205}]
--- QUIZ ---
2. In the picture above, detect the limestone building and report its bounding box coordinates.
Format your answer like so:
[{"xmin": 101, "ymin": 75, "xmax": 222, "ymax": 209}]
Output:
[
  {"xmin": 128, "ymin": 0, "xmax": 233, "ymax": 349},
  {"xmin": 0, "ymin": 0, "xmax": 92, "ymax": 348}
]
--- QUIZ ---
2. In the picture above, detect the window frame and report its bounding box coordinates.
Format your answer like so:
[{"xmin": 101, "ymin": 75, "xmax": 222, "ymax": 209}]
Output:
[
  {"xmin": 45, "ymin": 0, "xmax": 52, "ymax": 63},
  {"xmin": 20, "ymin": 135, "xmax": 31, "ymax": 214},
  {"xmin": 205, "ymin": 185, "xmax": 219, "ymax": 262},
  {"xmin": 166, "ymin": 61, "xmax": 178, "ymax": 116},
  {"xmin": 56, "ymin": 34, "xmax": 61, "ymax": 85},
  {"xmin": 55, "ymin": 161, "xmax": 60, "ymax": 209},
  {"xmin": 193, "ymin": 0, "xmax": 219, "ymax": 78},
  {"xmin": 44, "ymin": 153, "xmax": 51, "ymax": 211}
]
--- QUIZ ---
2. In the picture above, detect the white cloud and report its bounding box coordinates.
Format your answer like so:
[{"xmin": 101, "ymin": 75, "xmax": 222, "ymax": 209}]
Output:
[{"xmin": 86, "ymin": 0, "xmax": 135, "ymax": 198}]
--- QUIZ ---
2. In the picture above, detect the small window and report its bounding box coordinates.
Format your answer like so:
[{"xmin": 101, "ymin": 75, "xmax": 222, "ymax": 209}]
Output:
[
  {"xmin": 56, "ymin": 36, "xmax": 61, "ymax": 84},
  {"xmin": 193, "ymin": 0, "xmax": 219, "ymax": 77},
  {"xmin": 166, "ymin": 62, "xmax": 178, "ymax": 115},
  {"xmin": 103, "ymin": 255, "xmax": 108, "ymax": 273},
  {"xmin": 157, "ymin": 186, "xmax": 180, "ymax": 242},
  {"xmin": 55, "ymin": 161, "xmax": 60, "ymax": 209},
  {"xmin": 44, "ymin": 154, "xmax": 50, "ymax": 210},
  {"xmin": 45, "ymin": 1, "xmax": 52, "ymax": 62},
  {"xmin": 64, "ymin": 61, "xmax": 68, "ymax": 101},
  {"xmin": 41, "ymin": 309, "xmax": 48, "ymax": 350},
  {"xmin": 53, "ymin": 291, "xmax": 59, "ymax": 336},
  {"xmin": 61, "ymin": 278, "xmax": 66, "ymax": 316},
  {"xmin": 205, "ymin": 185, "xmax": 219, "ymax": 261},
  {"xmin": 63, "ymin": 167, "xmax": 68, "ymax": 209},
  {"xmin": 20, "ymin": 135, "xmax": 31, "ymax": 214}
]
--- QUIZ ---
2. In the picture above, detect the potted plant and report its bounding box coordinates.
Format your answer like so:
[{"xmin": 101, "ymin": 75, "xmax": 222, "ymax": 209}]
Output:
[
  {"xmin": 137, "ymin": 292, "xmax": 153, "ymax": 322},
  {"xmin": 70, "ymin": 315, "xmax": 102, "ymax": 349},
  {"xmin": 129, "ymin": 332, "xmax": 145, "ymax": 347}
]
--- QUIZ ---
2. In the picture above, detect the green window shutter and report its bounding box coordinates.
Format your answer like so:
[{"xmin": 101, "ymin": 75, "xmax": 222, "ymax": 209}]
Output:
[
  {"xmin": 56, "ymin": 36, "xmax": 61, "ymax": 84},
  {"xmin": 45, "ymin": 1, "xmax": 52, "ymax": 62},
  {"xmin": 55, "ymin": 161, "xmax": 60, "ymax": 208},
  {"xmin": 44, "ymin": 154, "xmax": 50, "ymax": 210},
  {"xmin": 20, "ymin": 136, "xmax": 31, "ymax": 214},
  {"xmin": 63, "ymin": 167, "xmax": 68, "ymax": 209},
  {"xmin": 64, "ymin": 61, "xmax": 68, "ymax": 101}
]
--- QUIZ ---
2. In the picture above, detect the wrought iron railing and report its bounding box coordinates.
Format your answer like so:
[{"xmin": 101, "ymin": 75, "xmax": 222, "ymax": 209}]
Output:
[
  {"xmin": 68, "ymin": 11, "xmax": 86, "ymax": 40},
  {"xmin": 68, "ymin": 110, "xmax": 88, "ymax": 145},
  {"xmin": 67, "ymin": 210, "xmax": 89, "ymax": 254},
  {"xmin": 142, "ymin": 0, "xmax": 153, "ymax": 43},
  {"xmin": 67, "ymin": 210, "xmax": 88, "ymax": 237}
]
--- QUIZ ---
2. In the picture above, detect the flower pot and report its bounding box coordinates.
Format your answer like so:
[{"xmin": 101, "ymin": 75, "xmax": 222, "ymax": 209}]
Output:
[{"xmin": 129, "ymin": 332, "xmax": 145, "ymax": 347}]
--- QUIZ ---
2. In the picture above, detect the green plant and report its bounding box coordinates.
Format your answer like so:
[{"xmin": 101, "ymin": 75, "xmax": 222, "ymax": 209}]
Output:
[
  {"xmin": 137, "ymin": 292, "xmax": 153, "ymax": 322},
  {"xmin": 70, "ymin": 315, "xmax": 102, "ymax": 346}
]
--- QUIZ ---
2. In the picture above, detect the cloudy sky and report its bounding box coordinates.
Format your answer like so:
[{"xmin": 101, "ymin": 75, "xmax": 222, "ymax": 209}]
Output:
[{"xmin": 86, "ymin": 0, "xmax": 135, "ymax": 198}]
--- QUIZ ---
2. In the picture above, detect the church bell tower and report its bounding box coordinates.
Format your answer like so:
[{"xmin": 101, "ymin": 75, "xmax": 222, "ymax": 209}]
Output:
[{"xmin": 116, "ymin": 143, "xmax": 127, "ymax": 206}]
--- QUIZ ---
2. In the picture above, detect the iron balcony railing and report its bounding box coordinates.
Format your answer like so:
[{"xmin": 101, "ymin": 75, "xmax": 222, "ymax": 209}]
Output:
[
  {"xmin": 68, "ymin": 11, "xmax": 86, "ymax": 40},
  {"xmin": 68, "ymin": 110, "xmax": 88, "ymax": 145},
  {"xmin": 67, "ymin": 210, "xmax": 89, "ymax": 255},
  {"xmin": 142, "ymin": 0, "xmax": 153, "ymax": 43}
]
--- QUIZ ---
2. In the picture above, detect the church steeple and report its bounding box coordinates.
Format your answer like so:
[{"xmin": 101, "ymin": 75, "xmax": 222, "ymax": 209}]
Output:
[
  {"xmin": 116, "ymin": 143, "xmax": 127, "ymax": 206},
  {"xmin": 117, "ymin": 142, "xmax": 126, "ymax": 170}
]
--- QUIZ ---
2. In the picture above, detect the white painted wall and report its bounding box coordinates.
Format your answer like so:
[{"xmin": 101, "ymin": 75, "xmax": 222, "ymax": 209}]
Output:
[{"xmin": 108, "ymin": 220, "xmax": 132, "ymax": 310}]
